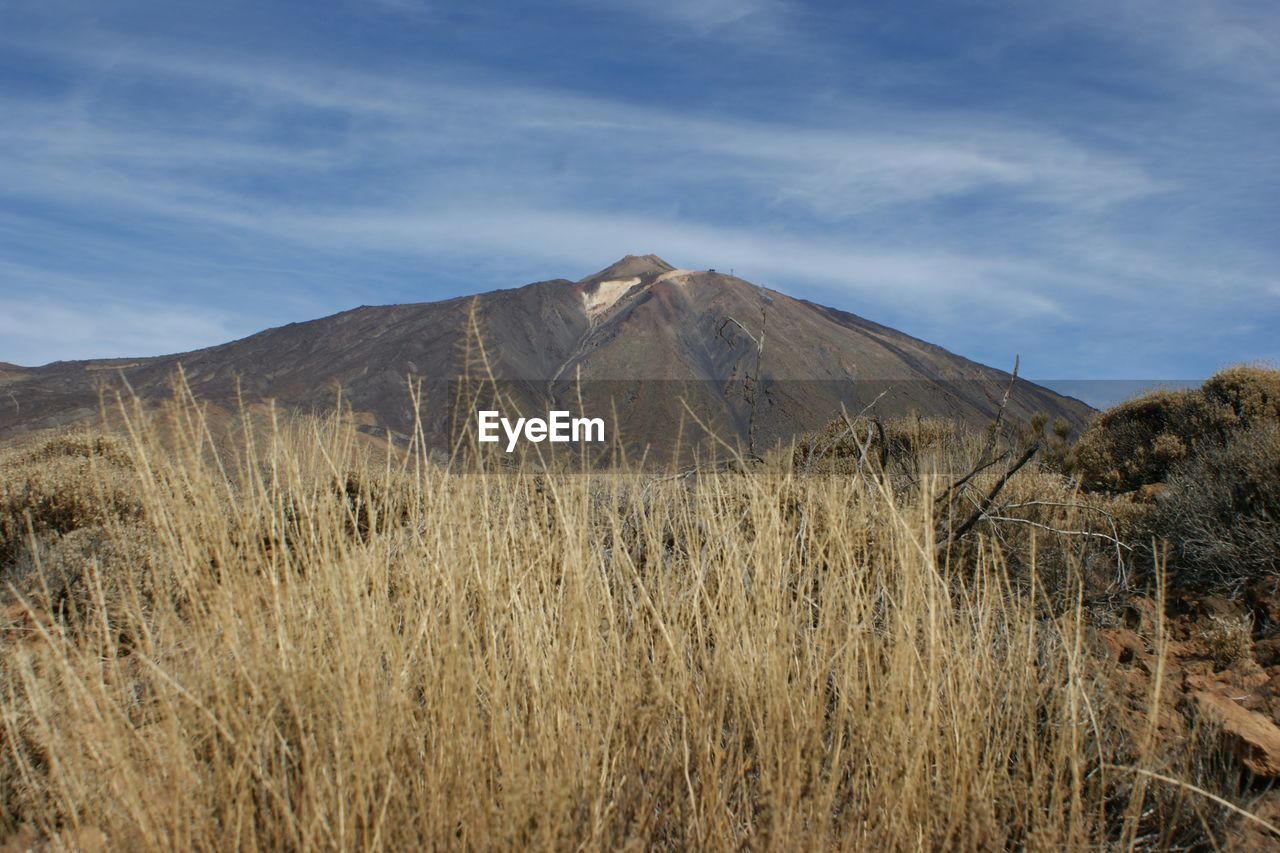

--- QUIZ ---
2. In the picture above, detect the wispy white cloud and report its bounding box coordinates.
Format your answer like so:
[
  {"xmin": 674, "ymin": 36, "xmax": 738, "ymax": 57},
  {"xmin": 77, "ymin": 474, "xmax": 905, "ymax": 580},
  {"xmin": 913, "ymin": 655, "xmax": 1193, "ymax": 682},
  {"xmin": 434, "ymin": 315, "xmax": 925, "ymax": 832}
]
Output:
[
  {"xmin": 1044, "ymin": 0, "xmax": 1280, "ymax": 94},
  {"xmin": 0, "ymin": 39, "xmax": 1167, "ymax": 221},
  {"xmin": 612, "ymin": 0, "xmax": 784, "ymax": 31},
  {"xmin": 0, "ymin": 47, "xmax": 1174, "ymax": 325},
  {"xmin": 273, "ymin": 207, "xmax": 1055, "ymax": 305}
]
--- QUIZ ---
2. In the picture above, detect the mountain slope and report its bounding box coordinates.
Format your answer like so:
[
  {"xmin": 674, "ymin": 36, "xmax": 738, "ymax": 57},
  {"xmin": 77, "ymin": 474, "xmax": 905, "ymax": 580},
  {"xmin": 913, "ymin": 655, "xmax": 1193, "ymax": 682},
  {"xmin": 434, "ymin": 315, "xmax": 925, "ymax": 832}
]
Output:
[{"xmin": 0, "ymin": 255, "xmax": 1093, "ymax": 458}]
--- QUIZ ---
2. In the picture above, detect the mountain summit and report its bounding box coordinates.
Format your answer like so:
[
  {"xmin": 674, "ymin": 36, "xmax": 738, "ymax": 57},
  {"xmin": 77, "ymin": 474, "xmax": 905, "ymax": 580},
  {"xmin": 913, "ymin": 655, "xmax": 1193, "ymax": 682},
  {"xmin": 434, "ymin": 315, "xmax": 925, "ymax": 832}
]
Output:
[
  {"xmin": 0, "ymin": 257, "xmax": 1092, "ymax": 456},
  {"xmin": 580, "ymin": 253, "xmax": 676, "ymax": 285}
]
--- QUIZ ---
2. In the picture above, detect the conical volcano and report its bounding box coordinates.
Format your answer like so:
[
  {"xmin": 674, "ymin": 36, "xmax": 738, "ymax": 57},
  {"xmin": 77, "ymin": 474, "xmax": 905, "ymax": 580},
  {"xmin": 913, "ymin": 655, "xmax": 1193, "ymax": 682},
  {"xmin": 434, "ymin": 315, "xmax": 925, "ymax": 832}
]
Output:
[{"xmin": 0, "ymin": 256, "xmax": 1092, "ymax": 459}]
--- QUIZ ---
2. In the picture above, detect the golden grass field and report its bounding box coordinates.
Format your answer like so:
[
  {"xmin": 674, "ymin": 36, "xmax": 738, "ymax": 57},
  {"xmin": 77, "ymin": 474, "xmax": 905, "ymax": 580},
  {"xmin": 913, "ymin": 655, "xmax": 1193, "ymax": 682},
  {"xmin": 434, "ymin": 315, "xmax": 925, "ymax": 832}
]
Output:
[{"xmin": 0, "ymin": 383, "xmax": 1270, "ymax": 850}]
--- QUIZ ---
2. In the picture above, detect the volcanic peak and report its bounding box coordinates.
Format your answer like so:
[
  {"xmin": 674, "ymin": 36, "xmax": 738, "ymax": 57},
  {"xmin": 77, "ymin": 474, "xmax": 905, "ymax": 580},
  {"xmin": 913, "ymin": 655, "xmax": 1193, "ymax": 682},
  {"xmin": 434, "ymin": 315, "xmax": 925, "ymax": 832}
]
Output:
[{"xmin": 580, "ymin": 254, "xmax": 674, "ymax": 286}]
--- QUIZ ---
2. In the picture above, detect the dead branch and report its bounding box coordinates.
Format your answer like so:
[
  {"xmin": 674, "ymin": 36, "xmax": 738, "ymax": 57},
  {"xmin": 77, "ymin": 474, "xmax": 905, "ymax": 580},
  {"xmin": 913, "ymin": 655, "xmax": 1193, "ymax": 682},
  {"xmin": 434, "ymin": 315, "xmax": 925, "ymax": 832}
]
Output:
[
  {"xmin": 977, "ymin": 515, "xmax": 1134, "ymax": 550},
  {"xmin": 934, "ymin": 355, "xmax": 1019, "ymax": 507},
  {"xmin": 998, "ymin": 499, "xmax": 1133, "ymax": 584},
  {"xmin": 940, "ymin": 439, "xmax": 1040, "ymax": 549},
  {"xmin": 837, "ymin": 397, "xmax": 890, "ymax": 473}
]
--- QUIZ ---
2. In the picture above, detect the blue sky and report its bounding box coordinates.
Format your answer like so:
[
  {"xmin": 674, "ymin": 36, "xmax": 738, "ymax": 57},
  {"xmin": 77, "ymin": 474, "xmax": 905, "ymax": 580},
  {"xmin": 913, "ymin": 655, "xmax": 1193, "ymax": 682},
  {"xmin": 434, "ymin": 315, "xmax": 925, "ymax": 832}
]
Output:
[{"xmin": 1, "ymin": 0, "xmax": 1277, "ymax": 387}]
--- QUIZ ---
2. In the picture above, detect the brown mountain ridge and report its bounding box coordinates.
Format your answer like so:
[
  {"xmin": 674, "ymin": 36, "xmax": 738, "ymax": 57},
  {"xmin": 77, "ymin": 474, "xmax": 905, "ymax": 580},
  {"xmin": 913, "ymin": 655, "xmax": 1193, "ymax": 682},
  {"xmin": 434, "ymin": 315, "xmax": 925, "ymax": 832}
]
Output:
[{"xmin": 0, "ymin": 255, "xmax": 1093, "ymax": 459}]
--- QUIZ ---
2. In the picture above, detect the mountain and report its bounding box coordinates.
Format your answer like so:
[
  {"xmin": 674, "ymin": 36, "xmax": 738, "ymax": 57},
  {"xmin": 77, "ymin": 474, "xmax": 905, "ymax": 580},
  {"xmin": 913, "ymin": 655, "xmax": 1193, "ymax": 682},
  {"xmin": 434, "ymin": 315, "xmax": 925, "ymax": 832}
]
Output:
[{"xmin": 0, "ymin": 255, "xmax": 1093, "ymax": 460}]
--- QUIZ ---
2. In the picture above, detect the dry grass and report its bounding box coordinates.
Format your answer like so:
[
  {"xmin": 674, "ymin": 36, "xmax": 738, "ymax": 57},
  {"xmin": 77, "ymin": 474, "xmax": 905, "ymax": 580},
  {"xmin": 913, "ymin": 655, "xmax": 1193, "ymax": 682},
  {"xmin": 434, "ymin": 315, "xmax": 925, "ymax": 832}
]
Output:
[{"xmin": 0, "ymin": 391, "xmax": 1249, "ymax": 849}]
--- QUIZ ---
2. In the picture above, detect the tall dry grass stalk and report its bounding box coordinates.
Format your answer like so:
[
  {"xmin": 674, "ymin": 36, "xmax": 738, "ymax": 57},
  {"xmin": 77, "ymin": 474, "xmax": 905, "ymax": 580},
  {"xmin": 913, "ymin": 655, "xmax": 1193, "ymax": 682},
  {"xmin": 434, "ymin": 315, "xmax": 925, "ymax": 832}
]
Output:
[{"xmin": 0, "ymin": 386, "xmax": 1231, "ymax": 849}]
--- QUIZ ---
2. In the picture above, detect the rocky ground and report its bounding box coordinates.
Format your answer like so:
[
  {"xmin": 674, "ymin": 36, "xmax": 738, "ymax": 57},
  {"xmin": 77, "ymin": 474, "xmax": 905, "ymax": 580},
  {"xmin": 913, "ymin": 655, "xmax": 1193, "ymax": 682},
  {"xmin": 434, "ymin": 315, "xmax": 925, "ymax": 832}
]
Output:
[{"xmin": 1095, "ymin": 579, "xmax": 1280, "ymax": 849}]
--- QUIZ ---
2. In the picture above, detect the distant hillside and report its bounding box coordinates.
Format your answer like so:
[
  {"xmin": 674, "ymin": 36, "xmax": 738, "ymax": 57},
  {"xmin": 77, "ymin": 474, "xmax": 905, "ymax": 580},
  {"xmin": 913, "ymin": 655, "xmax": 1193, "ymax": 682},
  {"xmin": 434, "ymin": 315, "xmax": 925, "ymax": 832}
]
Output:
[{"xmin": 0, "ymin": 255, "xmax": 1093, "ymax": 460}]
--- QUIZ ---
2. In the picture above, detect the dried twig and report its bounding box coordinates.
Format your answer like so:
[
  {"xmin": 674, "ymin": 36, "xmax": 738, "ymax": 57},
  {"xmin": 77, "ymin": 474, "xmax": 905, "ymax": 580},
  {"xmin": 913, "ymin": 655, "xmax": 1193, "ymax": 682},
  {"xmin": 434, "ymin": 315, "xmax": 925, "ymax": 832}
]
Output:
[
  {"xmin": 978, "ymin": 514, "xmax": 1134, "ymax": 549},
  {"xmin": 836, "ymin": 394, "xmax": 890, "ymax": 474},
  {"xmin": 934, "ymin": 355, "xmax": 1020, "ymax": 507},
  {"xmin": 999, "ymin": 499, "xmax": 1133, "ymax": 585},
  {"xmin": 941, "ymin": 440, "xmax": 1040, "ymax": 548}
]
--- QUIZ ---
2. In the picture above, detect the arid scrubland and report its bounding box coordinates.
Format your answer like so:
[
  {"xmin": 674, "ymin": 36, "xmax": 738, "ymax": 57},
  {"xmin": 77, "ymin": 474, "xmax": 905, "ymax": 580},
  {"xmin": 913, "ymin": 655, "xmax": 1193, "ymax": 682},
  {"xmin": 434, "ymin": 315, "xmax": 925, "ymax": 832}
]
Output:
[{"xmin": 1, "ymin": 372, "xmax": 1279, "ymax": 849}]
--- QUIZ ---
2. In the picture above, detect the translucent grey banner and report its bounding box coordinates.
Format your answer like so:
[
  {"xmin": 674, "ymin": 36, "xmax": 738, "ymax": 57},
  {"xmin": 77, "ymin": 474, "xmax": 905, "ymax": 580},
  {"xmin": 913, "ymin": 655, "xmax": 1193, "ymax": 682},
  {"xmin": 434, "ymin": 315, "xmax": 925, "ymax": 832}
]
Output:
[{"xmin": 369, "ymin": 377, "xmax": 1200, "ymax": 464}]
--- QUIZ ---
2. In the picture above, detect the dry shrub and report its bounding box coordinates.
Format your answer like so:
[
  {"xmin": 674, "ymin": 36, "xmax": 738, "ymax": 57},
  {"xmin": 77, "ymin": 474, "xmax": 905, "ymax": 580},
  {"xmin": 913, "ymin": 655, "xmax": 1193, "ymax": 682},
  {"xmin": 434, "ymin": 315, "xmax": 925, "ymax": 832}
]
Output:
[
  {"xmin": 1199, "ymin": 613, "xmax": 1254, "ymax": 667},
  {"xmin": 1074, "ymin": 388, "xmax": 1222, "ymax": 492},
  {"xmin": 1143, "ymin": 422, "xmax": 1280, "ymax": 593},
  {"xmin": 1035, "ymin": 414, "xmax": 1077, "ymax": 474},
  {"xmin": 792, "ymin": 413, "xmax": 961, "ymax": 474},
  {"xmin": 1071, "ymin": 366, "xmax": 1280, "ymax": 597},
  {"xmin": 0, "ymin": 433, "xmax": 142, "ymax": 576},
  {"xmin": 1202, "ymin": 365, "xmax": 1280, "ymax": 426},
  {"xmin": 1076, "ymin": 366, "xmax": 1280, "ymax": 494}
]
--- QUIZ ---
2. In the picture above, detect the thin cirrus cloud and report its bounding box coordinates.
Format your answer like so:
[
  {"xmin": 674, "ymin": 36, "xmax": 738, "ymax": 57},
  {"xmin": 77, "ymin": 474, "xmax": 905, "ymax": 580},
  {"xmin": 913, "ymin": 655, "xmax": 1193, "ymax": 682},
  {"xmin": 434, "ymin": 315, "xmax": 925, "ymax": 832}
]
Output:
[
  {"xmin": 0, "ymin": 0, "xmax": 1276, "ymax": 384},
  {"xmin": 0, "ymin": 39, "xmax": 1166, "ymax": 229},
  {"xmin": 0, "ymin": 39, "xmax": 1163, "ymax": 214},
  {"xmin": 610, "ymin": 0, "xmax": 783, "ymax": 30},
  {"xmin": 1063, "ymin": 0, "xmax": 1280, "ymax": 93},
  {"xmin": 0, "ymin": 70, "xmax": 1144, "ymax": 312}
]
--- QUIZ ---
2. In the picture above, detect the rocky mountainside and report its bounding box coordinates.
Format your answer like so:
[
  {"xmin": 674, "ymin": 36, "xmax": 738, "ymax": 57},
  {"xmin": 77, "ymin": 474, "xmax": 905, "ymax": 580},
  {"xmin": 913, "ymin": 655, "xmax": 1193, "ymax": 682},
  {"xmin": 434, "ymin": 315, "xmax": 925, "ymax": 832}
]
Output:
[{"xmin": 0, "ymin": 255, "xmax": 1092, "ymax": 459}]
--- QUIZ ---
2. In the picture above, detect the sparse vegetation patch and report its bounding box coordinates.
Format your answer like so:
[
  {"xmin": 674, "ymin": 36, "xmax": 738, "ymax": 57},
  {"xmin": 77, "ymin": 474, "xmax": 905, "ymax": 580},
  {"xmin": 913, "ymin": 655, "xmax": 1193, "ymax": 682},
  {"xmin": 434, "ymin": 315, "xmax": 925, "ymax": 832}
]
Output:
[{"xmin": 0, "ymin": 380, "xmax": 1274, "ymax": 849}]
